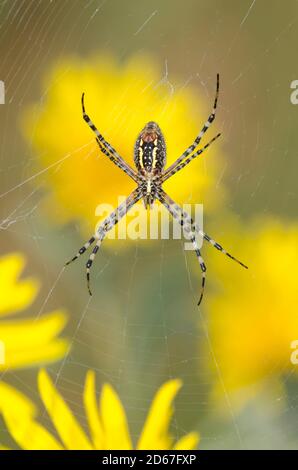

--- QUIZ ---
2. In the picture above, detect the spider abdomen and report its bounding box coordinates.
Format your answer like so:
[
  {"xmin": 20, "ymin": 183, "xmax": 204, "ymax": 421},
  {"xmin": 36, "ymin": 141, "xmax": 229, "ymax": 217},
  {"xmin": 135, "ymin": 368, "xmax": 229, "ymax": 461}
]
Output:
[{"xmin": 134, "ymin": 121, "xmax": 166, "ymax": 174}]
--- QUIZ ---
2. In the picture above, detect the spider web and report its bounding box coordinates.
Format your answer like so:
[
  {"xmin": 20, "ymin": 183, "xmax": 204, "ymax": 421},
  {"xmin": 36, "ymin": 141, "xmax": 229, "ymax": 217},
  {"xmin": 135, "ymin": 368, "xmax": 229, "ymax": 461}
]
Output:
[{"xmin": 0, "ymin": 0, "xmax": 298, "ymax": 450}]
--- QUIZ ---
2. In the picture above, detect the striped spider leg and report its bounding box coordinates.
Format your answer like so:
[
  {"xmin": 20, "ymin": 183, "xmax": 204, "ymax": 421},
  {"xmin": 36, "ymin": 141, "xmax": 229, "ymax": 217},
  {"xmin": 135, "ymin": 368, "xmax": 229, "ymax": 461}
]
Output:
[
  {"xmin": 161, "ymin": 132, "xmax": 221, "ymax": 183},
  {"xmin": 162, "ymin": 74, "xmax": 220, "ymax": 182},
  {"xmin": 156, "ymin": 188, "xmax": 248, "ymax": 305},
  {"xmin": 66, "ymin": 188, "xmax": 142, "ymax": 295},
  {"xmin": 81, "ymin": 93, "xmax": 139, "ymax": 183}
]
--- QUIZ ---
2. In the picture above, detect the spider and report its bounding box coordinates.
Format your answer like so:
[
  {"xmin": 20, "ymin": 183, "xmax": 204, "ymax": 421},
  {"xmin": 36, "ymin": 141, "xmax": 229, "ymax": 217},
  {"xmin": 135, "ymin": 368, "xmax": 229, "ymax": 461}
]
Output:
[{"xmin": 66, "ymin": 74, "xmax": 248, "ymax": 305}]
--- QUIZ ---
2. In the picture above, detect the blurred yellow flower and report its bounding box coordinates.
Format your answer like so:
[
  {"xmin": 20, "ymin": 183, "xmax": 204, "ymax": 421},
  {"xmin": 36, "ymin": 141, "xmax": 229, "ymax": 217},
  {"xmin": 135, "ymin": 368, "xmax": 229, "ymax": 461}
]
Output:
[
  {"xmin": 203, "ymin": 217, "xmax": 298, "ymax": 410},
  {"xmin": 0, "ymin": 253, "xmax": 68, "ymax": 369},
  {"xmin": 0, "ymin": 369, "xmax": 199, "ymax": 450},
  {"xmin": 22, "ymin": 54, "xmax": 225, "ymax": 236}
]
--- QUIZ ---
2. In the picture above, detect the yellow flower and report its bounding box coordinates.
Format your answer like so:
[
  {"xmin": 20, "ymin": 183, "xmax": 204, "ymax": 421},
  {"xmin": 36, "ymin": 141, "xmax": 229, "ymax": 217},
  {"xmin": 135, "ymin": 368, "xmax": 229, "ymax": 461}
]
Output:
[
  {"xmin": 0, "ymin": 369, "xmax": 199, "ymax": 450},
  {"xmin": 203, "ymin": 217, "xmax": 298, "ymax": 410},
  {"xmin": 21, "ymin": 54, "xmax": 225, "ymax": 236},
  {"xmin": 0, "ymin": 253, "xmax": 68, "ymax": 369}
]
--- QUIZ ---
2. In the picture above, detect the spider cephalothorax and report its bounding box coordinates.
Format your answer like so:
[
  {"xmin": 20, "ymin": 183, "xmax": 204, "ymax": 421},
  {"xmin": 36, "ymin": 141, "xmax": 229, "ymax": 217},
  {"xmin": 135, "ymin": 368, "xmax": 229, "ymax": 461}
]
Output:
[
  {"xmin": 134, "ymin": 121, "xmax": 166, "ymax": 208},
  {"xmin": 66, "ymin": 75, "xmax": 248, "ymax": 305}
]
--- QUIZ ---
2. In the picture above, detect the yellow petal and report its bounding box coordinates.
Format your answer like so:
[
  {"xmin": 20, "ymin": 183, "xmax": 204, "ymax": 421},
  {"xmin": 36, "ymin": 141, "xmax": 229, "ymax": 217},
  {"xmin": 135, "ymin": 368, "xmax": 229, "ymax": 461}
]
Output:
[
  {"xmin": 0, "ymin": 310, "xmax": 69, "ymax": 369},
  {"xmin": 83, "ymin": 370, "xmax": 104, "ymax": 449},
  {"xmin": 0, "ymin": 310, "xmax": 67, "ymax": 347},
  {"xmin": 0, "ymin": 379, "xmax": 62, "ymax": 449},
  {"xmin": 137, "ymin": 379, "xmax": 182, "ymax": 450},
  {"xmin": 173, "ymin": 432, "xmax": 200, "ymax": 450},
  {"xmin": 99, "ymin": 383, "xmax": 132, "ymax": 450},
  {"xmin": 0, "ymin": 339, "xmax": 69, "ymax": 370},
  {"xmin": 2, "ymin": 412, "xmax": 63, "ymax": 450},
  {"xmin": 0, "ymin": 253, "xmax": 39, "ymax": 317},
  {"xmin": 38, "ymin": 369, "xmax": 93, "ymax": 449},
  {"xmin": 0, "ymin": 379, "xmax": 36, "ymax": 417}
]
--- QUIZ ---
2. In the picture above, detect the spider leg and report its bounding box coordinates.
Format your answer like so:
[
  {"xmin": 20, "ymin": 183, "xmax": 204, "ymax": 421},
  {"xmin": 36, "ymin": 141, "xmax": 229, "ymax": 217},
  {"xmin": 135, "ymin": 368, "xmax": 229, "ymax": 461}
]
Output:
[
  {"xmin": 157, "ymin": 188, "xmax": 247, "ymax": 304},
  {"xmin": 96, "ymin": 138, "xmax": 142, "ymax": 182},
  {"xmin": 65, "ymin": 235, "xmax": 96, "ymax": 266},
  {"xmin": 85, "ymin": 188, "xmax": 142, "ymax": 295},
  {"xmin": 162, "ymin": 132, "xmax": 221, "ymax": 182},
  {"xmin": 159, "ymin": 189, "xmax": 247, "ymax": 268},
  {"xmin": 157, "ymin": 190, "xmax": 207, "ymax": 305},
  {"xmin": 86, "ymin": 234, "xmax": 104, "ymax": 296},
  {"xmin": 163, "ymin": 74, "xmax": 219, "ymax": 179},
  {"xmin": 201, "ymin": 232, "xmax": 248, "ymax": 269},
  {"xmin": 81, "ymin": 93, "xmax": 138, "ymax": 182}
]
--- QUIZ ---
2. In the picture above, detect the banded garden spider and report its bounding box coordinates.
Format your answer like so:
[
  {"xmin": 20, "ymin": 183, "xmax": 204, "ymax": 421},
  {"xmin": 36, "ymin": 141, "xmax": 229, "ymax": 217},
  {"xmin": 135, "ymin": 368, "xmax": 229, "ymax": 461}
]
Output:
[{"xmin": 66, "ymin": 74, "xmax": 248, "ymax": 305}]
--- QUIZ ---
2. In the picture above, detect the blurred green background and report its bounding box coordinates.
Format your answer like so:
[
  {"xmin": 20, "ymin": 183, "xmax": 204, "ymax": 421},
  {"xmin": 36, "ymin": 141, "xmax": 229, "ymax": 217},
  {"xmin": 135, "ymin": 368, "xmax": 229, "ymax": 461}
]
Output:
[{"xmin": 0, "ymin": 0, "xmax": 298, "ymax": 449}]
